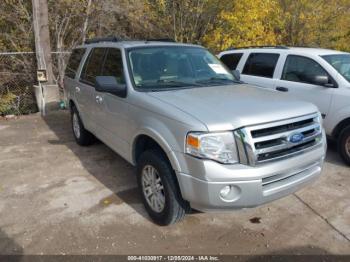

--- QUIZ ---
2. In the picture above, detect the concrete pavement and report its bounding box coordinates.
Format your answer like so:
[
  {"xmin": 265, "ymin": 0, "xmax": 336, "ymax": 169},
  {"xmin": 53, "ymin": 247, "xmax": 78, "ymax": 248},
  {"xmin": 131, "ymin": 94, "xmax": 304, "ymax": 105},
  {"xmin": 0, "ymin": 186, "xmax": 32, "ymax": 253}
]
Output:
[{"xmin": 0, "ymin": 111, "xmax": 349, "ymax": 255}]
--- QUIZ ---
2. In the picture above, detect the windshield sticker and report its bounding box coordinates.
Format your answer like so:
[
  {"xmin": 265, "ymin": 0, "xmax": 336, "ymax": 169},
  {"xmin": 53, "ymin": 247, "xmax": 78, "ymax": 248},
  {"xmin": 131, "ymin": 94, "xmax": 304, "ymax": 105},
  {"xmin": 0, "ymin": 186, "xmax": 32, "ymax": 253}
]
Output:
[{"xmin": 208, "ymin": 64, "xmax": 230, "ymax": 75}]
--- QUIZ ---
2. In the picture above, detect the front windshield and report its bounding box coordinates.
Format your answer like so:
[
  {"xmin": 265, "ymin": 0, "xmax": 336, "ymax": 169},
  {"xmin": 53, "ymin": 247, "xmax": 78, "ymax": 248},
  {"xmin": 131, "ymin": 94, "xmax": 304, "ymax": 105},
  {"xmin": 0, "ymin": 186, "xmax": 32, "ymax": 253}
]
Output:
[
  {"xmin": 128, "ymin": 46, "xmax": 237, "ymax": 91},
  {"xmin": 322, "ymin": 54, "xmax": 350, "ymax": 83}
]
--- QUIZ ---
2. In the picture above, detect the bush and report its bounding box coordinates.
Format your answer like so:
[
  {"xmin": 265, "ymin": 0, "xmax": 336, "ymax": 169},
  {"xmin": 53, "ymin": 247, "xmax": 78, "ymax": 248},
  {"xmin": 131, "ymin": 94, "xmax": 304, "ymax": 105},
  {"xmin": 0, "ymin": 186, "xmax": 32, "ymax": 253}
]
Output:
[{"xmin": 0, "ymin": 92, "xmax": 17, "ymax": 116}]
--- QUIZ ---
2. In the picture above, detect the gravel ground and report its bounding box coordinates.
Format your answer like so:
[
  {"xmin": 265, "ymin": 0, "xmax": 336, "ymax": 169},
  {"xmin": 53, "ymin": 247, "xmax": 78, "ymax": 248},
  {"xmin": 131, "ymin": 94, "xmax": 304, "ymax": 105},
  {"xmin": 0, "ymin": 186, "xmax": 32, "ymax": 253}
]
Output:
[{"xmin": 0, "ymin": 111, "xmax": 349, "ymax": 255}]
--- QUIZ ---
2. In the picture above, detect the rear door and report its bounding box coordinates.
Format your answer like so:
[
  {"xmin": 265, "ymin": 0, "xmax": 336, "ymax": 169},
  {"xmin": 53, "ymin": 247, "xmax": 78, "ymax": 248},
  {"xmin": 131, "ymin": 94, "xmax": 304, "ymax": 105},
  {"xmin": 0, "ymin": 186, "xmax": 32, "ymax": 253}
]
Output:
[
  {"xmin": 240, "ymin": 52, "xmax": 280, "ymax": 88},
  {"xmin": 78, "ymin": 47, "xmax": 107, "ymax": 132},
  {"xmin": 64, "ymin": 48, "xmax": 86, "ymax": 108},
  {"xmin": 274, "ymin": 55, "xmax": 335, "ymax": 118}
]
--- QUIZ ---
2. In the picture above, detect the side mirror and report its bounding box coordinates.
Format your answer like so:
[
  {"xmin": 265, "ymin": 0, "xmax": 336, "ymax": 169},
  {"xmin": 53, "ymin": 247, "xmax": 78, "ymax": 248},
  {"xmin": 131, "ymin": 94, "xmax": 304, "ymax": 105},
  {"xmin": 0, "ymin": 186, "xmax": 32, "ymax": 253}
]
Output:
[
  {"xmin": 232, "ymin": 69, "xmax": 241, "ymax": 81},
  {"xmin": 313, "ymin": 75, "xmax": 333, "ymax": 87},
  {"xmin": 95, "ymin": 76, "xmax": 126, "ymax": 97}
]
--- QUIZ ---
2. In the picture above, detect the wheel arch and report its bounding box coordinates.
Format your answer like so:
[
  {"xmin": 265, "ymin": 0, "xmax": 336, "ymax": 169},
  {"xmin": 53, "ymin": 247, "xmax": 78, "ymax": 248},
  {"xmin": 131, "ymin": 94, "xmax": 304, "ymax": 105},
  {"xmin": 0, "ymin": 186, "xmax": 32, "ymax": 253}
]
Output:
[
  {"xmin": 69, "ymin": 99, "xmax": 76, "ymax": 111},
  {"xmin": 132, "ymin": 130, "xmax": 181, "ymax": 172},
  {"xmin": 332, "ymin": 117, "xmax": 350, "ymax": 140}
]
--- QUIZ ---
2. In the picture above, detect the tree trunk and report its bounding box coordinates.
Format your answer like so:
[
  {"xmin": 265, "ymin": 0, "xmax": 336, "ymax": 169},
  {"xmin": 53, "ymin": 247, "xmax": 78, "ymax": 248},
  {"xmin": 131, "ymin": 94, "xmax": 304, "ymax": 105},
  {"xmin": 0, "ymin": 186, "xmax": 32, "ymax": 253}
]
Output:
[{"xmin": 82, "ymin": 0, "xmax": 92, "ymax": 44}]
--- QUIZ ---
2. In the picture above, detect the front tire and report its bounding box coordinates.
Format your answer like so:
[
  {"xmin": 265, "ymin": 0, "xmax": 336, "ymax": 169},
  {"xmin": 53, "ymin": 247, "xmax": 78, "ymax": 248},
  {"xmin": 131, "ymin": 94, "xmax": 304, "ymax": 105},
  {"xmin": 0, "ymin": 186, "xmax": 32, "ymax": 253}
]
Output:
[
  {"xmin": 71, "ymin": 106, "xmax": 95, "ymax": 146},
  {"xmin": 338, "ymin": 126, "xmax": 350, "ymax": 166},
  {"xmin": 137, "ymin": 150, "xmax": 190, "ymax": 225}
]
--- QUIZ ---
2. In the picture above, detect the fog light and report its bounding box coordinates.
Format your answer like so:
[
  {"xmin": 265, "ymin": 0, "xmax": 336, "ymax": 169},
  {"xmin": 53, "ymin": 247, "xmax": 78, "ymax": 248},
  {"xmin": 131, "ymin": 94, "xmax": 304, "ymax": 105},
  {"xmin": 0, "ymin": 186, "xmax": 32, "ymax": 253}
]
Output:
[
  {"xmin": 219, "ymin": 185, "xmax": 241, "ymax": 202},
  {"xmin": 220, "ymin": 186, "xmax": 231, "ymax": 198}
]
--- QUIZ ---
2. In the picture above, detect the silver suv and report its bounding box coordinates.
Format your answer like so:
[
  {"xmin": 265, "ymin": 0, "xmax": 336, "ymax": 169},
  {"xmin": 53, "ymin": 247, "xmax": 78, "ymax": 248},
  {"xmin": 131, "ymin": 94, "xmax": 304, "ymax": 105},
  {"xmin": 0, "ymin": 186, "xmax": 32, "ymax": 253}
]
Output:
[{"xmin": 64, "ymin": 38, "xmax": 327, "ymax": 225}]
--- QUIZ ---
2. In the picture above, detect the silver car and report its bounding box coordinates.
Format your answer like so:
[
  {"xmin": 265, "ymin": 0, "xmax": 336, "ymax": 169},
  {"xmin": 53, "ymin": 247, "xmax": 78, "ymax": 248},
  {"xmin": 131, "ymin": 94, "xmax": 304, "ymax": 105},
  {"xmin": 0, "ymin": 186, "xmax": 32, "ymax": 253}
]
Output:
[{"xmin": 64, "ymin": 38, "xmax": 327, "ymax": 225}]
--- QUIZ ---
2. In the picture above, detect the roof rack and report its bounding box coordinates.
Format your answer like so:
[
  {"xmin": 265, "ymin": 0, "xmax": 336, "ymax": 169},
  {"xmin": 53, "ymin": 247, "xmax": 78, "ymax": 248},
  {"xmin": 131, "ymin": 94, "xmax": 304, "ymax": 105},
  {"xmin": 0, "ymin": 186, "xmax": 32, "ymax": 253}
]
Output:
[
  {"xmin": 84, "ymin": 36, "xmax": 121, "ymax": 44},
  {"xmin": 145, "ymin": 38, "xmax": 176, "ymax": 42},
  {"xmin": 84, "ymin": 36, "xmax": 176, "ymax": 45},
  {"xmin": 226, "ymin": 45, "xmax": 289, "ymax": 51}
]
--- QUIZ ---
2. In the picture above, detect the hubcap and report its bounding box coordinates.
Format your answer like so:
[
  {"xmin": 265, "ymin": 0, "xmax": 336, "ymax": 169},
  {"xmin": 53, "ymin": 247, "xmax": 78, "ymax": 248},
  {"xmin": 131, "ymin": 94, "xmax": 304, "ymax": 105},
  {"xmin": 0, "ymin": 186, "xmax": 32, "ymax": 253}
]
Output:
[
  {"xmin": 141, "ymin": 165, "xmax": 165, "ymax": 213},
  {"xmin": 72, "ymin": 113, "xmax": 80, "ymax": 139},
  {"xmin": 346, "ymin": 136, "xmax": 350, "ymax": 157}
]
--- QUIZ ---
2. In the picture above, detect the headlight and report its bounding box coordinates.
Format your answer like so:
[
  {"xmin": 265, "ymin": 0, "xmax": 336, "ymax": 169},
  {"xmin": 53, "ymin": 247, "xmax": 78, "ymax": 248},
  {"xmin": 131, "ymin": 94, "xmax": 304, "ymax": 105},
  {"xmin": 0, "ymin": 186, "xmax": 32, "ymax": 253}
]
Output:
[
  {"xmin": 316, "ymin": 112, "xmax": 323, "ymax": 125},
  {"xmin": 185, "ymin": 132, "xmax": 238, "ymax": 164}
]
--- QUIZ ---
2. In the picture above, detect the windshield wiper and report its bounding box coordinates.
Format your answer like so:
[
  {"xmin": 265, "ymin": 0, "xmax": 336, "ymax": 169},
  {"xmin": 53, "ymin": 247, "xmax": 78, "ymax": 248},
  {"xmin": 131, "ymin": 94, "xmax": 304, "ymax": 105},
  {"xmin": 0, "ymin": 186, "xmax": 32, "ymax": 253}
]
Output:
[
  {"xmin": 157, "ymin": 79, "xmax": 201, "ymax": 87},
  {"xmin": 136, "ymin": 82, "xmax": 201, "ymax": 92},
  {"xmin": 196, "ymin": 77, "xmax": 240, "ymax": 85}
]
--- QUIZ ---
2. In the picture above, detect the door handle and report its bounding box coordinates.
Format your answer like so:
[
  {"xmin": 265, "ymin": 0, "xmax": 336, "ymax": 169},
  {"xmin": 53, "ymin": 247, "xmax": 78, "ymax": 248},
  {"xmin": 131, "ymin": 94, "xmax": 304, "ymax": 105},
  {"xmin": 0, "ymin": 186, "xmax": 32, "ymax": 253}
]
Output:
[
  {"xmin": 276, "ymin": 86, "xmax": 289, "ymax": 92},
  {"xmin": 95, "ymin": 95, "xmax": 103, "ymax": 104},
  {"xmin": 75, "ymin": 86, "xmax": 81, "ymax": 93}
]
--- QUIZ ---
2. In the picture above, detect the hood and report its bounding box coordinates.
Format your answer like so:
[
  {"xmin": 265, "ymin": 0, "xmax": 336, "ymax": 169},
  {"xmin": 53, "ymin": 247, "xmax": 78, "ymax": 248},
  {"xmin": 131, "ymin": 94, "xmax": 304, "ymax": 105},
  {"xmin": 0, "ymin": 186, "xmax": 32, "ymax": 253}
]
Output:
[{"xmin": 148, "ymin": 84, "xmax": 318, "ymax": 131}]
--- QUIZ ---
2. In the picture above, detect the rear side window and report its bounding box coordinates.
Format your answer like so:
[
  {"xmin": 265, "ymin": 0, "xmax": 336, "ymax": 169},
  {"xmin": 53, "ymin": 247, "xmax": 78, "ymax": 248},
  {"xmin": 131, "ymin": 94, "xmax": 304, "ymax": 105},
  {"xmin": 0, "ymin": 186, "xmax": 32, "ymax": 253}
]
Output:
[
  {"xmin": 101, "ymin": 48, "xmax": 125, "ymax": 84},
  {"xmin": 80, "ymin": 48, "xmax": 106, "ymax": 85},
  {"xmin": 243, "ymin": 53, "xmax": 280, "ymax": 78},
  {"xmin": 282, "ymin": 55, "xmax": 333, "ymax": 86},
  {"xmin": 220, "ymin": 53, "xmax": 243, "ymax": 70},
  {"xmin": 65, "ymin": 48, "xmax": 86, "ymax": 79}
]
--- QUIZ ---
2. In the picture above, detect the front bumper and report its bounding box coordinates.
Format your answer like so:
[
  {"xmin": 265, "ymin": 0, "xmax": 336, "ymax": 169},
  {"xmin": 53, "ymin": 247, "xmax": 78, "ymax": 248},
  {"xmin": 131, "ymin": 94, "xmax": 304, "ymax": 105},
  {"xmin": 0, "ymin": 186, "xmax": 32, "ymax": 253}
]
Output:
[{"xmin": 175, "ymin": 136, "xmax": 326, "ymax": 212}]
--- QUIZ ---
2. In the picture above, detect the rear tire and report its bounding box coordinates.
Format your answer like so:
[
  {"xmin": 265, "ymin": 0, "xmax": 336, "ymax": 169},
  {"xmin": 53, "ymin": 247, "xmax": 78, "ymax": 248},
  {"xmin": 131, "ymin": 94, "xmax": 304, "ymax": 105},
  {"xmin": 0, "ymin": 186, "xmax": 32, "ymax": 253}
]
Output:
[
  {"xmin": 338, "ymin": 126, "xmax": 350, "ymax": 166},
  {"xmin": 137, "ymin": 149, "xmax": 190, "ymax": 225},
  {"xmin": 71, "ymin": 106, "xmax": 95, "ymax": 146}
]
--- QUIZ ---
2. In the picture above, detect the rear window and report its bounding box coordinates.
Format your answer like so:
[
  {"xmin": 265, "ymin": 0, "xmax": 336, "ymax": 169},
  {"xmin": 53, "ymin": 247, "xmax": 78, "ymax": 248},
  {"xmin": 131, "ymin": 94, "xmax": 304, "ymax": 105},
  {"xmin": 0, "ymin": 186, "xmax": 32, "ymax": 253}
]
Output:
[
  {"xmin": 220, "ymin": 53, "xmax": 243, "ymax": 70},
  {"xmin": 65, "ymin": 48, "xmax": 86, "ymax": 79},
  {"xmin": 80, "ymin": 48, "xmax": 106, "ymax": 85},
  {"xmin": 242, "ymin": 53, "xmax": 280, "ymax": 78}
]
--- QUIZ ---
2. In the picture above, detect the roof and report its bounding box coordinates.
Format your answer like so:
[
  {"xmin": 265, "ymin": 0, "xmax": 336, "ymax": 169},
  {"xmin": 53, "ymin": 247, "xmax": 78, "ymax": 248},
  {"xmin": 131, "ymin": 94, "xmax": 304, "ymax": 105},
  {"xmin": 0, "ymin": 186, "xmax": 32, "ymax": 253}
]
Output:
[
  {"xmin": 76, "ymin": 40, "xmax": 202, "ymax": 49},
  {"xmin": 287, "ymin": 47, "xmax": 347, "ymax": 56},
  {"xmin": 219, "ymin": 46, "xmax": 349, "ymax": 56}
]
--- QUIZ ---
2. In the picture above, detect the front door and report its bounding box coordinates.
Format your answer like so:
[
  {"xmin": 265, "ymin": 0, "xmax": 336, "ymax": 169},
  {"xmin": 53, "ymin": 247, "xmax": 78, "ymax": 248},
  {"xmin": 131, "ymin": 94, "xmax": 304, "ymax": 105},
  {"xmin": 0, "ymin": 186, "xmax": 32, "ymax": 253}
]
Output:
[{"xmin": 94, "ymin": 48, "xmax": 130, "ymax": 159}]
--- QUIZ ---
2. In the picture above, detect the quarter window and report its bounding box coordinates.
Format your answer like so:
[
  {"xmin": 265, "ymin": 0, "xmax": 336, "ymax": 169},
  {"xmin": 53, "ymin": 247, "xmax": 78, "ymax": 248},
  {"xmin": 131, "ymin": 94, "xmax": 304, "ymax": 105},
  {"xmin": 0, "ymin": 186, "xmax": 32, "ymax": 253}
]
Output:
[
  {"xmin": 282, "ymin": 55, "xmax": 332, "ymax": 86},
  {"xmin": 101, "ymin": 48, "xmax": 125, "ymax": 84},
  {"xmin": 65, "ymin": 48, "xmax": 86, "ymax": 79},
  {"xmin": 80, "ymin": 48, "xmax": 106, "ymax": 85},
  {"xmin": 220, "ymin": 53, "xmax": 243, "ymax": 70},
  {"xmin": 242, "ymin": 53, "xmax": 280, "ymax": 78}
]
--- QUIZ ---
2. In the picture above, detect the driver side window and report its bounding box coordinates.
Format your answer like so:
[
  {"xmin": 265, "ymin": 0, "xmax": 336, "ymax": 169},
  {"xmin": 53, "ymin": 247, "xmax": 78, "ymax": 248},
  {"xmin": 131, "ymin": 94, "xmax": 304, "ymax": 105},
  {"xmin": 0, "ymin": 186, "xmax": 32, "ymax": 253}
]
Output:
[
  {"xmin": 282, "ymin": 55, "xmax": 332, "ymax": 86},
  {"xmin": 101, "ymin": 48, "xmax": 125, "ymax": 84}
]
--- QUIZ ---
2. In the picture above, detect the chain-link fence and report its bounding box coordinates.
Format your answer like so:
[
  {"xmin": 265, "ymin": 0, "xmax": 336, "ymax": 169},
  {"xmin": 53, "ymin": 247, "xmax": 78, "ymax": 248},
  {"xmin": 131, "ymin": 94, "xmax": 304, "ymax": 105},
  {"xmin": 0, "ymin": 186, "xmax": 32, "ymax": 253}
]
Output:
[{"xmin": 0, "ymin": 51, "xmax": 70, "ymax": 116}]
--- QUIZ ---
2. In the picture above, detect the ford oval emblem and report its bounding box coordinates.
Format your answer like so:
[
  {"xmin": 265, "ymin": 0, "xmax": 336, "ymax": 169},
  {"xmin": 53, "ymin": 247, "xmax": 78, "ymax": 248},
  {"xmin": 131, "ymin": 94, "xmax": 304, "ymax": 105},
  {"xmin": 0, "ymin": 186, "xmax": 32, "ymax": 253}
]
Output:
[{"xmin": 289, "ymin": 133, "xmax": 304, "ymax": 143}]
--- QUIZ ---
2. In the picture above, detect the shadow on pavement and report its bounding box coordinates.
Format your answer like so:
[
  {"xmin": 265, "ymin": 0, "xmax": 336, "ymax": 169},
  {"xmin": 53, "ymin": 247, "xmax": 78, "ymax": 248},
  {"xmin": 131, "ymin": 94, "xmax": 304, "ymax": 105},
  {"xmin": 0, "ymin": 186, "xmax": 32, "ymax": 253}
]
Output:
[
  {"xmin": 325, "ymin": 139, "xmax": 346, "ymax": 167},
  {"xmin": 0, "ymin": 228, "xmax": 23, "ymax": 255},
  {"xmin": 43, "ymin": 111, "xmax": 150, "ymax": 221}
]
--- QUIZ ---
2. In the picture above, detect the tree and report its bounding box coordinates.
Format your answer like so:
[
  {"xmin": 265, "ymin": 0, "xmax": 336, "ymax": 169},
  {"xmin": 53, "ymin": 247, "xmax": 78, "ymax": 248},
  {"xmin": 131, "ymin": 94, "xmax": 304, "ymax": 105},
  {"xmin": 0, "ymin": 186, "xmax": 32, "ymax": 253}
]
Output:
[
  {"xmin": 203, "ymin": 0, "xmax": 282, "ymax": 52},
  {"xmin": 277, "ymin": 0, "xmax": 350, "ymax": 50},
  {"xmin": 146, "ymin": 0, "xmax": 226, "ymax": 43},
  {"xmin": 0, "ymin": 0, "xmax": 33, "ymax": 52}
]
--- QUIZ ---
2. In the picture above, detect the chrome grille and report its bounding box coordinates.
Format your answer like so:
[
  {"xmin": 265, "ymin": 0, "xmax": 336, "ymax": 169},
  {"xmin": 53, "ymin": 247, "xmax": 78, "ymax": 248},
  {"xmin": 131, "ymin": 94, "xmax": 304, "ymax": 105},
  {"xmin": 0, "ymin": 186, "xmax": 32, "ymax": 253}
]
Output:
[{"xmin": 234, "ymin": 113, "xmax": 323, "ymax": 166}]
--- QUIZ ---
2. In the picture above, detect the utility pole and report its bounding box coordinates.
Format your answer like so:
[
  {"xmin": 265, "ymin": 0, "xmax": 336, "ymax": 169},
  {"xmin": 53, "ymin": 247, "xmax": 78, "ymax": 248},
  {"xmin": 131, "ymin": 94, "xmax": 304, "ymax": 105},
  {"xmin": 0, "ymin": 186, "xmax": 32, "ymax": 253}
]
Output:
[
  {"xmin": 32, "ymin": 0, "xmax": 54, "ymax": 84},
  {"xmin": 32, "ymin": 0, "xmax": 59, "ymax": 114}
]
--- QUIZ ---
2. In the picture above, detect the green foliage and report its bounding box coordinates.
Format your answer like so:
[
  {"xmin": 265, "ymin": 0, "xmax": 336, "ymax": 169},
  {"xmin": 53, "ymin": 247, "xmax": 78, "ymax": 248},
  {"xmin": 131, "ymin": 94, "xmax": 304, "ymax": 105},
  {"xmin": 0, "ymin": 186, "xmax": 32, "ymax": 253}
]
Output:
[
  {"xmin": 0, "ymin": 0, "xmax": 350, "ymax": 56},
  {"xmin": 0, "ymin": 92, "xmax": 16, "ymax": 116}
]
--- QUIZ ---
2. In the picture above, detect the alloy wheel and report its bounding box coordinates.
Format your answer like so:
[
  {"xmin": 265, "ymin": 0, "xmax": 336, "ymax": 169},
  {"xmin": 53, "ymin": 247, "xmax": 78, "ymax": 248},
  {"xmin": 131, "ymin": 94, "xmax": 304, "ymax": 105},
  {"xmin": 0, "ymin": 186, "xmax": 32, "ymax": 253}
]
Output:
[
  {"xmin": 72, "ymin": 113, "xmax": 80, "ymax": 139},
  {"xmin": 141, "ymin": 165, "xmax": 165, "ymax": 213}
]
